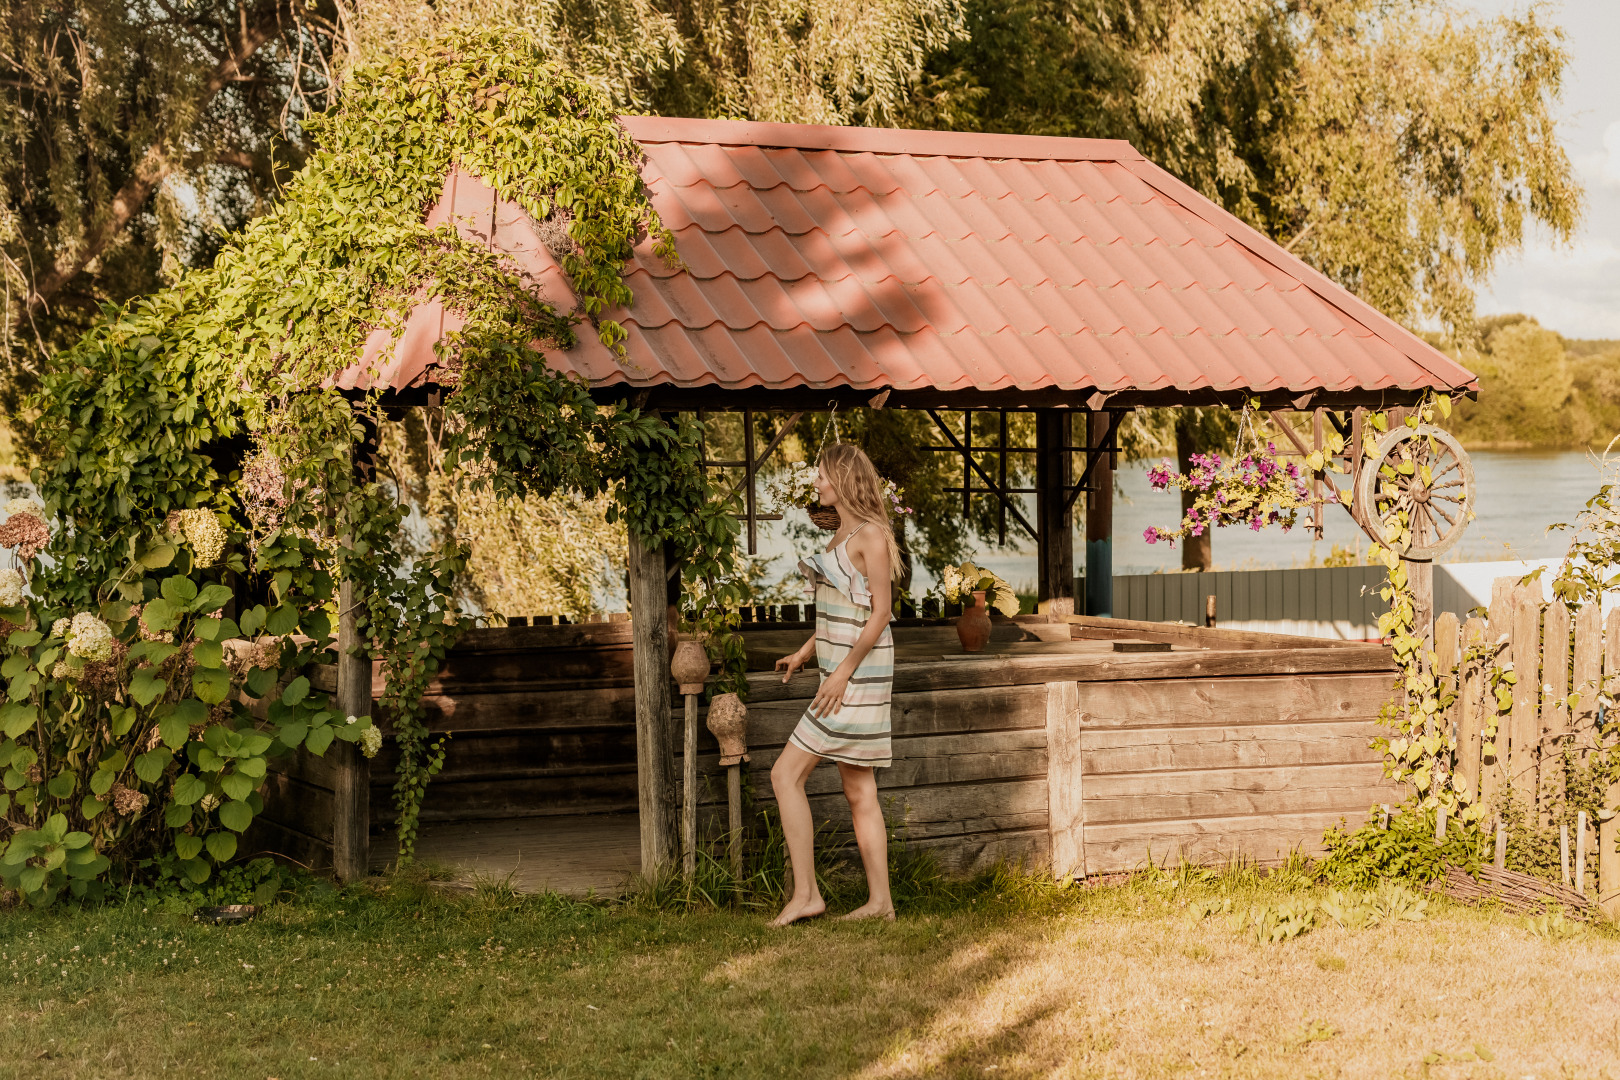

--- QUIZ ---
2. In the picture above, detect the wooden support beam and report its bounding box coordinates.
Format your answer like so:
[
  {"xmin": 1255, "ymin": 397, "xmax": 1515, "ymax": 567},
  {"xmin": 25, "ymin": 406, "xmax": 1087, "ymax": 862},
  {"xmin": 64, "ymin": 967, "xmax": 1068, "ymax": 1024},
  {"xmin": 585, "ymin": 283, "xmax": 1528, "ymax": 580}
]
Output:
[
  {"xmin": 1045, "ymin": 681, "xmax": 1085, "ymax": 879},
  {"xmin": 332, "ymin": 577, "xmax": 371, "ymax": 882},
  {"xmin": 1459, "ymin": 616, "xmax": 1486, "ymax": 805},
  {"xmin": 1036, "ymin": 410, "xmax": 1074, "ymax": 616},
  {"xmin": 1509, "ymin": 583, "xmax": 1542, "ymax": 809},
  {"xmin": 628, "ymin": 533, "xmax": 677, "ymax": 878},
  {"xmin": 1085, "ymin": 411, "xmax": 1113, "ymax": 618}
]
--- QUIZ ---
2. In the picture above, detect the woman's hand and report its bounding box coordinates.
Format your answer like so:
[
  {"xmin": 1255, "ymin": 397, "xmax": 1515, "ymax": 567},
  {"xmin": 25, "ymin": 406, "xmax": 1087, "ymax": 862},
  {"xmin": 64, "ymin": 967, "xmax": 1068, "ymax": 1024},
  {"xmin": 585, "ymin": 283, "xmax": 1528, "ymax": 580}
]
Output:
[
  {"xmin": 775, "ymin": 639, "xmax": 815, "ymax": 684},
  {"xmin": 810, "ymin": 668, "xmax": 850, "ymax": 717}
]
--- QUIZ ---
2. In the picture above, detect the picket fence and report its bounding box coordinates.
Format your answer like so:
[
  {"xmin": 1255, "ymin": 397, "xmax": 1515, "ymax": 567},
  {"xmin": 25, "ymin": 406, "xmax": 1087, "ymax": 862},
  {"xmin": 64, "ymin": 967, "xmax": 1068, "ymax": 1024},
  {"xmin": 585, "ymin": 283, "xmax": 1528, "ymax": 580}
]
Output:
[{"xmin": 1439, "ymin": 576, "xmax": 1620, "ymax": 913}]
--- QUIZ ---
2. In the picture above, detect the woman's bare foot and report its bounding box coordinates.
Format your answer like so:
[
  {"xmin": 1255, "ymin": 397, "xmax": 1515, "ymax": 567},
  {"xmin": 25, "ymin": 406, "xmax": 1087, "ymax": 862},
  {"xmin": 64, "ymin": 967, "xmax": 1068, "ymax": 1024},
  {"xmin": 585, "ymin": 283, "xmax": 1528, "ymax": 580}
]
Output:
[
  {"xmin": 838, "ymin": 900, "xmax": 895, "ymax": 922},
  {"xmin": 769, "ymin": 896, "xmax": 826, "ymax": 927}
]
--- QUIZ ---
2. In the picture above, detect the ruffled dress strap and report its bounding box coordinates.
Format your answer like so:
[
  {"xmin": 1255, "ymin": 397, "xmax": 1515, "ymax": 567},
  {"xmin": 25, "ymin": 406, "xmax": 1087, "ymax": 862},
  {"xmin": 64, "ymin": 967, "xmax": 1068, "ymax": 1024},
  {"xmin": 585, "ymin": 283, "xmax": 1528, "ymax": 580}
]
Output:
[{"xmin": 796, "ymin": 526, "xmax": 874, "ymax": 608}]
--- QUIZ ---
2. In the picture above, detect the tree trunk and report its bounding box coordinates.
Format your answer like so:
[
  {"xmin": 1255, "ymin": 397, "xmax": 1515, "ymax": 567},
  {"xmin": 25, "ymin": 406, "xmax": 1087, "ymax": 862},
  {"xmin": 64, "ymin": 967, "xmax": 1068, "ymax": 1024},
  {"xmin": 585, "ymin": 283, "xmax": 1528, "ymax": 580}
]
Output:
[{"xmin": 628, "ymin": 532, "xmax": 677, "ymax": 878}]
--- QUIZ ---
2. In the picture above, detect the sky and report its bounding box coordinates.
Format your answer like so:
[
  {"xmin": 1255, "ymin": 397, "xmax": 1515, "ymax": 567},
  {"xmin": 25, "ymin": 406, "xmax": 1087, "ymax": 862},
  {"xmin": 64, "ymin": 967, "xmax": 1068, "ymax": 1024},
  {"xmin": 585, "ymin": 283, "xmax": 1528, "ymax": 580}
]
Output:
[{"xmin": 1463, "ymin": 0, "xmax": 1620, "ymax": 339}]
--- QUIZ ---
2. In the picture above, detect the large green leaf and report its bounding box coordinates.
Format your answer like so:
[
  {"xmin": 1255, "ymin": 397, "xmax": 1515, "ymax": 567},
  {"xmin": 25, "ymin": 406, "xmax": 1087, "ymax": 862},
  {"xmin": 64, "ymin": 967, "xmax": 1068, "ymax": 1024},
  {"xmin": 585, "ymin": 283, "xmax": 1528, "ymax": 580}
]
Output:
[
  {"xmin": 194, "ymin": 584, "xmax": 234, "ymax": 615},
  {"xmin": 172, "ymin": 774, "xmax": 207, "ymax": 805},
  {"xmin": 266, "ymin": 604, "xmax": 299, "ymax": 637},
  {"xmin": 204, "ymin": 831, "xmax": 237, "ymax": 862},
  {"xmin": 130, "ymin": 668, "xmax": 167, "ymax": 707},
  {"xmin": 220, "ymin": 771, "xmax": 254, "ymax": 801},
  {"xmin": 305, "ymin": 723, "xmax": 335, "ymax": 756},
  {"xmin": 158, "ymin": 710, "xmax": 190, "ymax": 750},
  {"xmin": 134, "ymin": 747, "xmax": 172, "ymax": 783},
  {"xmin": 180, "ymin": 857, "xmax": 210, "ymax": 884},
  {"xmin": 281, "ymin": 676, "xmax": 310, "ymax": 706},
  {"xmin": 217, "ymin": 799, "xmax": 253, "ymax": 833},
  {"xmin": 160, "ymin": 575, "xmax": 199, "ymax": 606},
  {"xmin": 193, "ymin": 666, "xmax": 230, "ymax": 705},
  {"xmin": 46, "ymin": 771, "xmax": 75, "ymax": 798},
  {"xmin": 173, "ymin": 834, "xmax": 203, "ymax": 860},
  {"xmin": 141, "ymin": 597, "xmax": 178, "ymax": 633},
  {"xmin": 139, "ymin": 543, "xmax": 176, "ymax": 569},
  {"xmin": 0, "ymin": 703, "xmax": 35, "ymax": 739}
]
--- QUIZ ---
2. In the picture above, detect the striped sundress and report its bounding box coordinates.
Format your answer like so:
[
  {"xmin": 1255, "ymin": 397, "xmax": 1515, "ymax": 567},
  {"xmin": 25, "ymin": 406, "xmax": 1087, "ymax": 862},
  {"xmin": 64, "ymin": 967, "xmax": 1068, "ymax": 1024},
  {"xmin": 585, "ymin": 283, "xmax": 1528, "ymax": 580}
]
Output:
[{"xmin": 788, "ymin": 523, "xmax": 894, "ymax": 768}]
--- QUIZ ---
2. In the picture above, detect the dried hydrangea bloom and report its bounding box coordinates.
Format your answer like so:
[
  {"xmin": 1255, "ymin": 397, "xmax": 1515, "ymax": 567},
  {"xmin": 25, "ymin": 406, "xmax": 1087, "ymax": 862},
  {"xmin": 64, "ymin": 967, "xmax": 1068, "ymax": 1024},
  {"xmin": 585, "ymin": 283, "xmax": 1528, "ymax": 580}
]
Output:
[
  {"xmin": 178, "ymin": 509, "xmax": 227, "ymax": 566},
  {"xmin": 67, "ymin": 612, "xmax": 115, "ymax": 662},
  {"xmin": 242, "ymin": 450, "xmax": 290, "ymax": 529},
  {"xmin": 0, "ymin": 511, "xmax": 50, "ymax": 561},
  {"xmin": 0, "ymin": 567, "xmax": 22, "ymax": 607},
  {"xmin": 110, "ymin": 783, "xmax": 149, "ymax": 816}
]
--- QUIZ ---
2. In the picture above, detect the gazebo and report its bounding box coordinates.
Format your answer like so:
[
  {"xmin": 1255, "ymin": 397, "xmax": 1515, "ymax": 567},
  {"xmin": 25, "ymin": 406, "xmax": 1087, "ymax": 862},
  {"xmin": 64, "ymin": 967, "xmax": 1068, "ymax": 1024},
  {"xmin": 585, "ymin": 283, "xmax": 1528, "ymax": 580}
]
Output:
[{"xmin": 313, "ymin": 117, "xmax": 1477, "ymax": 880}]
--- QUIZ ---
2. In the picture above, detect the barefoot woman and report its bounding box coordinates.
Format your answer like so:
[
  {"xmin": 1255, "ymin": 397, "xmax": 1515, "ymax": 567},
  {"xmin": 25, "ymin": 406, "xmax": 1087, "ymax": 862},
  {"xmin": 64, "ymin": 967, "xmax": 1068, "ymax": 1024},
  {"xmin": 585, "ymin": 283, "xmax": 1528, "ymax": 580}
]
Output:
[{"xmin": 771, "ymin": 444, "xmax": 901, "ymax": 925}]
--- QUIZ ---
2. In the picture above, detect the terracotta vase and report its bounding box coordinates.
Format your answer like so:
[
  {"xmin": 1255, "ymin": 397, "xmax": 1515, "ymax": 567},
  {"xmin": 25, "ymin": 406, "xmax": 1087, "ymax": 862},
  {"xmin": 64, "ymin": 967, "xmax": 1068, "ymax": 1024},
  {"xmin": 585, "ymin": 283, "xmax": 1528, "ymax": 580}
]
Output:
[
  {"xmin": 956, "ymin": 590, "xmax": 992, "ymax": 653},
  {"xmin": 706, "ymin": 692, "xmax": 751, "ymax": 765},
  {"xmin": 670, "ymin": 637, "xmax": 710, "ymax": 696}
]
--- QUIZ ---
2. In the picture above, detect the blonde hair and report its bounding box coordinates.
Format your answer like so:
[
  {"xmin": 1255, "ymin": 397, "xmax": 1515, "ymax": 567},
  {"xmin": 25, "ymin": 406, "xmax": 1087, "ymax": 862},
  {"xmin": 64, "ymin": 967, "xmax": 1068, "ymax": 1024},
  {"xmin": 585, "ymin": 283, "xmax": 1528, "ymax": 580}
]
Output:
[{"xmin": 818, "ymin": 443, "xmax": 903, "ymax": 581}]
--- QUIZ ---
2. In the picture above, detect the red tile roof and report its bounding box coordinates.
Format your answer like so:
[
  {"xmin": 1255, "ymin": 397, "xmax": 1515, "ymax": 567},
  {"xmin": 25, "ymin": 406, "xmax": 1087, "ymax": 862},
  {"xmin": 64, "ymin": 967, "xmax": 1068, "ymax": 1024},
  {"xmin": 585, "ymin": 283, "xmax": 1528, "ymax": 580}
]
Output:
[{"xmin": 341, "ymin": 116, "xmax": 1477, "ymax": 405}]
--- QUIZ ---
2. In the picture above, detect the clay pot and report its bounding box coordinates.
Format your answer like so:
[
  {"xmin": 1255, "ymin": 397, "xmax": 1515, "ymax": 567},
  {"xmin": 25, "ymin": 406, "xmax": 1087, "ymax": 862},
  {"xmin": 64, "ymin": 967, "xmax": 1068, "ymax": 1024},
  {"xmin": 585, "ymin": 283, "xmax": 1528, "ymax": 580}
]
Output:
[
  {"xmin": 670, "ymin": 637, "xmax": 710, "ymax": 696},
  {"xmin": 806, "ymin": 502, "xmax": 840, "ymax": 531},
  {"xmin": 956, "ymin": 590, "xmax": 992, "ymax": 653},
  {"xmin": 706, "ymin": 692, "xmax": 751, "ymax": 765}
]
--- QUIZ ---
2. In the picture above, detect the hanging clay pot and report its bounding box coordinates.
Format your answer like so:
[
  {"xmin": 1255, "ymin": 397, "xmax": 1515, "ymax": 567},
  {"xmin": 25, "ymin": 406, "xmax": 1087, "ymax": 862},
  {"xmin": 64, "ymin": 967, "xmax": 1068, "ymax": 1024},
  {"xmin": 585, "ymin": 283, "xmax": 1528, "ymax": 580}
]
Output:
[
  {"xmin": 670, "ymin": 637, "xmax": 710, "ymax": 696},
  {"xmin": 956, "ymin": 590, "xmax": 992, "ymax": 653},
  {"xmin": 706, "ymin": 692, "xmax": 751, "ymax": 765},
  {"xmin": 806, "ymin": 501, "xmax": 840, "ymax": 531}
]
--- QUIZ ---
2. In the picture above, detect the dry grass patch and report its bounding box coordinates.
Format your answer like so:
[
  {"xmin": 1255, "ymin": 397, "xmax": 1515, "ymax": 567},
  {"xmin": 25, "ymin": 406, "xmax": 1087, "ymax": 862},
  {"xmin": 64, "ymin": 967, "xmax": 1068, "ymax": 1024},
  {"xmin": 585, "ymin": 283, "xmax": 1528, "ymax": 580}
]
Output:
[{"xmin": 0, "ymin": 871, "xmax": 1616, "ymax": 1078}]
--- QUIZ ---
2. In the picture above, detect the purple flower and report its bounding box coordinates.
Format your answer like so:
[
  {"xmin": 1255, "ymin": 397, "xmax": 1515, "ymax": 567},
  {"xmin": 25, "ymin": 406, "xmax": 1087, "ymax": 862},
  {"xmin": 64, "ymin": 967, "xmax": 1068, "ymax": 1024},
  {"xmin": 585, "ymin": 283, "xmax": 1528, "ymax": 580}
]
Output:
[{"xmin": 1143, "ymin": 526, "xmax": 1161, "ymax": 544}]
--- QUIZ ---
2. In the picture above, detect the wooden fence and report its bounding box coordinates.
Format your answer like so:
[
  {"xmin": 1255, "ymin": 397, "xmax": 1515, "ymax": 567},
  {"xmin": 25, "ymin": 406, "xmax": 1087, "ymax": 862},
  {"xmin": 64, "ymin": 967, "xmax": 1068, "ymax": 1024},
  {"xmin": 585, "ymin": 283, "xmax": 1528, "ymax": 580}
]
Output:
[{"xmin": 1438, "ymin": 577, "xmax": 1620, "ymax": 913}]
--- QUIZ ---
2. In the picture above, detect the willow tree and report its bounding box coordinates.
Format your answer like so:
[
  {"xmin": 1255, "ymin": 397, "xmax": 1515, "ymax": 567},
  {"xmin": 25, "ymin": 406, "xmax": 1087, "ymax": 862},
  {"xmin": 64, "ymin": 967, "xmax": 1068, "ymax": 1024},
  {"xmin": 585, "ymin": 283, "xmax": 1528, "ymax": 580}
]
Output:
[{"xmin": 926, "ymin": 0, "xmax": 1580, "ymax": 568}]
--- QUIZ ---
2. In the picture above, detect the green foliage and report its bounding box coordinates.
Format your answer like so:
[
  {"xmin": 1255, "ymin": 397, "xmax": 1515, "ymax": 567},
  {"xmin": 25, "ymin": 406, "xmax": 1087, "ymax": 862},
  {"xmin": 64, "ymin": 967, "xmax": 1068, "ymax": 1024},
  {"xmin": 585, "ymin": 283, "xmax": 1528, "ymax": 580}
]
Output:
[
  {"xmin": 1, "ymin": 30, "xmax": 745, "ymax": 902},
  {"xmin": 132, "ymin": 854, "xmax": 292, "ymax": 912},
  {"xmin": 1318, "ymin": 808, "xmax": 1486, "ymax": 890}
]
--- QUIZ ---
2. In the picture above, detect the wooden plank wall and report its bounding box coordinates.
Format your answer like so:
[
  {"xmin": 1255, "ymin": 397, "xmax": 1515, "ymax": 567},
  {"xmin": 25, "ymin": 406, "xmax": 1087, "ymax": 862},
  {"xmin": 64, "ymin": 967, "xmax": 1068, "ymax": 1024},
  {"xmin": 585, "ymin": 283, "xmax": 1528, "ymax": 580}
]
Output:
[
  {"xmin": 1438, "ymin": 580, "xmax": 1620, "ymax": 914},
  {"xmin": 252, "ymin": 623, "xmax": 641, "ymax": 868},
  {"xmin": 686, "ymin": 643, "xmax": 1399, "ymax": 876}
]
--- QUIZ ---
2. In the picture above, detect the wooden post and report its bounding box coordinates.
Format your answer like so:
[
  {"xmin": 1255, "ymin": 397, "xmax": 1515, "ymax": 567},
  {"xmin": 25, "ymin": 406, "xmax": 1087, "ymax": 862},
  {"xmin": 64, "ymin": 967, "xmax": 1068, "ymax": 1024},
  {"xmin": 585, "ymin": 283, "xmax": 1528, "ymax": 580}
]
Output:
[
  {"xmin": 628, "ymin": 534, "xmax": 677, "ymax": 878},
  {"xmin": 1573, "ymin": 604, "xmax": 1601, "ymax": 754},
  {"xmin": 1204, "ymin": 594, "xmax": 1217, "ymax": 628},
  {"xmin": 1408, "ymin": 559, "xmax": 1434, "ymax": 650},
  {"xmin": 1459, "ymin": 617, "xmax": 1486, "ymax": 805},
  {"xmin": 1481, "ymin": 577, "xmax": 1516, "ymax": 811},
  {"xmin": 1084, "ymin": 411, "xmax": 1112, "ymax": 618},
  {"xmin": 1604, "ymin": 609, "xmax": 1620, "ymax": 917},
  {"xmin": 333, "ymin": 577, "xmax": 371, "ymax": 882},
  {"xmin": 1494, "ymin": 823, "xmax": 1507, "ymax": 870},
  {"xmin": 1576, "ymin": 809, "xmax": 1588, "ymax": 896},
  {"xmin": 1559, "ymin": 822, "xmax": 1571, "ymax": 887},
  {"xmin": 1509, "ymin": 583, "xmax": 1542, "ymax": 810},
  {"xmin": 1541, "ymin": 599, "xmax": 1571, "ymax": 823},
  {"xmin": 682, "ymin": 692, "xmax": 698, "ymax": 877},
  {"xmin": 1045, "ymin": 681, "xmax": 1086, "ymax": 880},
  {"xmin": 727, "ymin": 765, "xmax": 743, "ymax": 878},
  {"xmin": 1035, "ymin": 410, "xmax": 1075, "ymax": 617}
]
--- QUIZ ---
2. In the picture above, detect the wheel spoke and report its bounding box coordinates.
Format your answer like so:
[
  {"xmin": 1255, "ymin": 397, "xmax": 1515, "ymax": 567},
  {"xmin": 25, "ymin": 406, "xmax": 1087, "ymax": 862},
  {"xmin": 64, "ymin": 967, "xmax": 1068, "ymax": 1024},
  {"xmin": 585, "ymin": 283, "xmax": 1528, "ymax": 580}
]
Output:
[{"xmin": 1429, "ymin": 500, "xmax": 1457, "ymax": 527}]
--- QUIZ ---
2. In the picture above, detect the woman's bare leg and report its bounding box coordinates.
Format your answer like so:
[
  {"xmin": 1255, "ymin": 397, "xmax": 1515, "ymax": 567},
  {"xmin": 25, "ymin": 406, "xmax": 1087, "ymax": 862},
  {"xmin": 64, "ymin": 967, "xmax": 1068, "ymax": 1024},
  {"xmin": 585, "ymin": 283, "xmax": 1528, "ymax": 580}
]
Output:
[
  {"xmin": 769, "ymin": 741, "xmax": 826, "ymax": 926},
  {"xmin": 837, "ymin": 762, "xmax": 894, "ymax": 920}
]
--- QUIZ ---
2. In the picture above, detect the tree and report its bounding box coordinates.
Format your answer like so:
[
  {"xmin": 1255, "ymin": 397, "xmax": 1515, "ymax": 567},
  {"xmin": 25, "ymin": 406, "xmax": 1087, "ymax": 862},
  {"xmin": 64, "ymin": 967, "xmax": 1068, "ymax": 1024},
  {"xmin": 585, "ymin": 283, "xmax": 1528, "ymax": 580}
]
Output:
[
  {"xmin": 921, "ymin": 0, "xmax": 1578, "ymax": 339},
  {"xmin": 0, "ymin": 0, "xmax": 347, "ymax": 383}
]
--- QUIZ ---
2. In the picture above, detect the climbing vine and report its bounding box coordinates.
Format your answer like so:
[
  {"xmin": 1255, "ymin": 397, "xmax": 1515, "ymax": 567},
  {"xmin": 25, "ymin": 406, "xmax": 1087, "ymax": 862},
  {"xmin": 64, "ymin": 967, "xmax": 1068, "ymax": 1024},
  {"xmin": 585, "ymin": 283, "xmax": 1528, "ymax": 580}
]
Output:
[{"xmin": 0, "ymin": 31, "xmax": 744, "ymax": 904}]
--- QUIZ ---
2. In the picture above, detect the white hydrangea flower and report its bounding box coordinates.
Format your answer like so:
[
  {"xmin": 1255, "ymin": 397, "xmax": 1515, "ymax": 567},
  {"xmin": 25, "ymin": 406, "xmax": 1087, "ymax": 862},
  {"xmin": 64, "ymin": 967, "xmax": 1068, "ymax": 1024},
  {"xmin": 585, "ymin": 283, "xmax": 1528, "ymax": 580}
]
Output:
[
  {"xmin": 51, "ymin": 660, "xmax": 71, "ymax": 680},
  {"xmin": 200, "ymin": 793, "xmax": 220, "ymax": 813},
  {"xmin": 359, "ymin": 725, "xmax": 383, "ymax": 759},
  {"xmin": 941, "ymin": 565, "xmax": 962, "ymax": 602},
  {"xmin": 67, "ymin": 612, "xmax": 115, "ymax": 662},
  {"xmin": 50, "ymin": 617, "xmax": 70, "ymax": 638},
  {"xmin": 0, "ymin": 567, "xmax": 22, "ymax": 607},
  {"xmin": 177, "ymin": 509, "xmax": 227, "ymax": 567},
  {"xmin": 2, "ymin": 497, "xmax": 40, "ymax": 519}
]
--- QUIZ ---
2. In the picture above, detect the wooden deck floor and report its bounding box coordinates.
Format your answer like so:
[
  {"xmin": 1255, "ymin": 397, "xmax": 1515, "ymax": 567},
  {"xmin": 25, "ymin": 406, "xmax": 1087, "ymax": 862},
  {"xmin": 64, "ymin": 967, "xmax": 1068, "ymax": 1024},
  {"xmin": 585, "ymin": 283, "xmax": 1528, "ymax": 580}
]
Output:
[{"xmin": 372, "ymin": 812, "xmax": 641, "ymax": 897}]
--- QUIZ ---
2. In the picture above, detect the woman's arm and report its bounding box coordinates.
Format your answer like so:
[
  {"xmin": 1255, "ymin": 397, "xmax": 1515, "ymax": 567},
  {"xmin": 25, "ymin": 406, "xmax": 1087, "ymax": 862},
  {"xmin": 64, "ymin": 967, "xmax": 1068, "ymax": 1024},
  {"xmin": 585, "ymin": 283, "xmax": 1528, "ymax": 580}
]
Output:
[{"xmin": 809, "ymin": 526, "xmax": 892, "ymax": 717}]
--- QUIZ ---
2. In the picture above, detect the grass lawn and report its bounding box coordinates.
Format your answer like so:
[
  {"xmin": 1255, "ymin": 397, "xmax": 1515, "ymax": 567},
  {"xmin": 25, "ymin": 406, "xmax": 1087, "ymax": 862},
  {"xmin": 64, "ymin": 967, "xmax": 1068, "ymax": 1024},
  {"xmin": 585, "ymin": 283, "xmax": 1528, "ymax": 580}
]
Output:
[{"xmin": 2, "ymin": 865, "xmax": 1618, "ymax": 1079}]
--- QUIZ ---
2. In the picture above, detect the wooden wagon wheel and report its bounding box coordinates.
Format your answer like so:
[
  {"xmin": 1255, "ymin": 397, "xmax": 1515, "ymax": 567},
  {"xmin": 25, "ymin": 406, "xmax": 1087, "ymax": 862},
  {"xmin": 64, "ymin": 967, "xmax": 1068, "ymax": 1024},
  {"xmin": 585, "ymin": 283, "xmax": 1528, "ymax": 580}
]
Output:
[{"xmin": 1354, "ymin": 424, "xmax": 1476, "ymax": 559}]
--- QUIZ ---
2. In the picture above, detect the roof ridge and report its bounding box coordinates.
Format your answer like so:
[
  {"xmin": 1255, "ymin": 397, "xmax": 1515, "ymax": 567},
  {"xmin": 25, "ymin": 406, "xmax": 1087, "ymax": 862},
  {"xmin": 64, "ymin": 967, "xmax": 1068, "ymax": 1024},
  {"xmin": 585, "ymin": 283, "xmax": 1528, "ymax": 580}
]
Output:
[{"xmin": 622, "ymin": 116, "xmax": 1144, "ymax": 163}]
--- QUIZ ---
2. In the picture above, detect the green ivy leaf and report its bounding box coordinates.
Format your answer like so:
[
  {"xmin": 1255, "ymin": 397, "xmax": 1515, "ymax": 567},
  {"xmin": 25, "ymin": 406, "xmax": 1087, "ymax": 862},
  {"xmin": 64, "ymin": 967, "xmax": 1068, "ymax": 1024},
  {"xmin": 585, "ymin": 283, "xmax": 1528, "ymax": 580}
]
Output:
[
  {"xmin": 81, "ymin": 796, "xmax": 107, "ymax": 821},
  {"xmin": 266, "ymin": 604, "xmax": 299, "ymax": 637},
  {"xmin": 240, "ymin": 605, "xmax": 267, "ymax": 638},
  {"xmin": 160, "ymin": 575, "xmax": 199, "ymax": 607},
  {"xmin": 158, "ymin": 710, "xmax": 190, "ymax": 750},
  {"xmin": 46, "ymin": 772, "xmax": 75, "ymax": 798},
  {"xmin": 164, "ymin": 801, "xmax": 192, "ymax": 828},
  {"xmin": 140, "ymin": 543, "xmax": 176, "ymax": 569},
  {"xmin": 220, "ymin": 771, "xmax": 254, "ymax": 801},
  {"xmin": 245, "ymin": 667, "xmax": 276, "ymax": 698},
  {"xmin": 194, "ymin": 584, "xmax": 234, "ymax": 615},
  {"xmin": 180, "ymin": 857, "xmax": 210, "ymax": 884},
  {"xmin": 305, "ymin": 723, "xmax": 335, "ymax": 756},
  {"xmin": 174, "ymin": 834, "xmax": 203, "ymax": 860}
]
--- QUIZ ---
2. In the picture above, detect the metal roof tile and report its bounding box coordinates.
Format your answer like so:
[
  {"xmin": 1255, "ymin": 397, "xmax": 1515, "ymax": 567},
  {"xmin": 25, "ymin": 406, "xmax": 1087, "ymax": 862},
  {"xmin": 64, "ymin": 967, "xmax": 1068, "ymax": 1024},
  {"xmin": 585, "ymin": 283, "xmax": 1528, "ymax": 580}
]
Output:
[
  {"xmin": 839, "ymin": 152, "xmax": 907, "ymax": 195},
  {"xmin": 757, "ymin": 148, "xmax": 828, "ymax": 192}
]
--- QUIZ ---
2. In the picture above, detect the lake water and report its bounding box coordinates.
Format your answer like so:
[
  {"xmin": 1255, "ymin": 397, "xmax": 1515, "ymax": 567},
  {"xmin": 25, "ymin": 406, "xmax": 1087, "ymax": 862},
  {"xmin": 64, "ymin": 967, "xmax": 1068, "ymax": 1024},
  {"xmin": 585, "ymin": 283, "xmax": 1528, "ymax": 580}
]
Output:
[{"xmin": 747, "ymin": 449, "xmax": 1612, "ymax": 596}]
